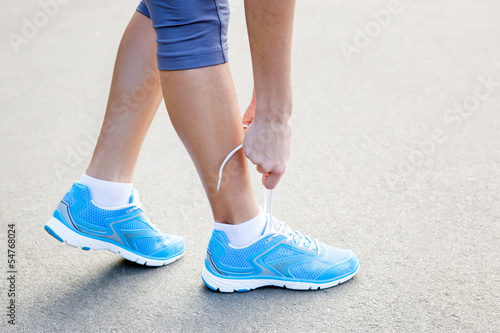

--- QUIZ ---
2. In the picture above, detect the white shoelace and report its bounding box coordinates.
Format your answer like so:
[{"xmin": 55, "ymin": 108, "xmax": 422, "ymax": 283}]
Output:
[
  {"xmin": 270, "ymin": 217, "xmax": 318, "ymax": 252},
  {"xmin": 217, "ymin": 144, "xmax": 243, "ymax": 191},
  {"xmin": 216, "ymin": 143, "xmax": 274, "ymax": 218},
  {"xmin": 217, "ymin": 144, "xmax": 319, "ymax": 252},
  {"xmin": 128, "ymin": 190, "xmax": 160, "ymax": 232}
]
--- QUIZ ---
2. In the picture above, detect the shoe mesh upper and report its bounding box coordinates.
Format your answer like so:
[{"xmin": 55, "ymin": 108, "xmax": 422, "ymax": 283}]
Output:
[
  {"xmin": 66, "ymin": 186, "xmax": 131, "ymax": 229},
  {"xmin": 288, "ymin": 259, "xmax": 332, "ymax": 280},
  {"xmin": 119, "ymin": 218, "xmax": 150, "ymax": 231},
  {"xmin": 63, "ymin": 192, "xmax": 76, "ymax": 206},
  {"xmin": 215, "ymin": 233, "xmax": 282, "ymax": 269},
  {"xmin": 335, "ymin": 267, "xmax": 354, "ymax": 278},
  {"xmin": 318, "ymin": 245, "xmax": 351, "ymax": 265},
  {"xmin": 207, "ymin": 241, "xmax": 216, "ymax": 256},
  {"xmin": 135, "ymin": 236, "xmax": 163, "ymax": 255},
  {"xmin": 263, "ymin": 246, "xmax": 303, "ymax": 264},
  {"xmin": 78, "ymin": 204, "xmax": 130, "ymax": 229},
  {"xmin": 205, "ymin": 217, "xmax": 358, "ymax": 285},
  {"xmin": 220, "ymin": 241, "xmax": 270, "ymax": 268},
  {"xmin": 269, "ymin": 260, "xmax": 291, "ymax": 276},
  {"xmin": 53, "ymin": 183, "xmax": 186, "ymax": 261},
  {"xmin": 286, "ymin": 246, "xmax": 352, "ymax": 280}
]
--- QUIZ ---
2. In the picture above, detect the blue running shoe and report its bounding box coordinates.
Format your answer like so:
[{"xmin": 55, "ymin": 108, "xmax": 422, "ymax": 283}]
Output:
[
  {"xmin": 202, "ymin": 216, "xmax": 359, "ymax": 292},
  {"xmin": 44, "ymin": 182, "xmax": 185, "ymax": 266}
]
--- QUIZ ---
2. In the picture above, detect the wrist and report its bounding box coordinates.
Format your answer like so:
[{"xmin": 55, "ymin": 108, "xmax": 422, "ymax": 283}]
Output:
[
  {"xmin": 253, "ymin": 112, "xmax": 292, "ymax": 132},
  {"xmin": 254, "ymin": 94, "xmax": 293, "ymax": 122}
]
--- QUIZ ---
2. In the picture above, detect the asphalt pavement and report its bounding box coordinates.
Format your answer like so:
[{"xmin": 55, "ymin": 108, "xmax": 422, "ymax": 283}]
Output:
[{"xmin": 0, "ymin": 0, "xmax": 499, "ymax": 332}]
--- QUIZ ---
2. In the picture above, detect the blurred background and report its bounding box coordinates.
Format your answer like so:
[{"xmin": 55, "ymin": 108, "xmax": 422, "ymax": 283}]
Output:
[{"xmin": 0, "ymin": 0, "xmax": 499, "ymax": 331}]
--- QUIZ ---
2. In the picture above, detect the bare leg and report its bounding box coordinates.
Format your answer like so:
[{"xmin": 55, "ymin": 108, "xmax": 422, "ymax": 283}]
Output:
[
  {"xmin": 86, "ymin": 12, "xmax": 162, "ymax": 183},
  {"xmin": 84, "ymin": 12, "xmax": 259, "ymax": 224},
  {"xmin": 160, "ymin": 64, "xmax": 260, "ymax": 224}
]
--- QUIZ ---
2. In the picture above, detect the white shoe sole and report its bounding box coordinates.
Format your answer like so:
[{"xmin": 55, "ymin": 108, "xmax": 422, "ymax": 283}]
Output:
[
  {"xmin": 202, "ymin": 264, "xmax": 359, "ymax": 292},
  {"xmin": 45, "ymin": 216, "xmax": 184, "ymax": 267}
]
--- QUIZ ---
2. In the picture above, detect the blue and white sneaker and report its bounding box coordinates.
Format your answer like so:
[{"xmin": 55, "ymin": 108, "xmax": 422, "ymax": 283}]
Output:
[
  {"xmin": 202, "ymin": 216, "xmax": 359, "ymax": 292},
  {"xmin": 44, "ymin": 182, "xmax": 185, "ymax": 266}
]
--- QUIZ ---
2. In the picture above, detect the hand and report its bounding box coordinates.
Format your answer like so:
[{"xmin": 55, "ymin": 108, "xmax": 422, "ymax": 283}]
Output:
[{"xmin": 242, "ymin": 94, "xmax": 292, "ymax": 189}]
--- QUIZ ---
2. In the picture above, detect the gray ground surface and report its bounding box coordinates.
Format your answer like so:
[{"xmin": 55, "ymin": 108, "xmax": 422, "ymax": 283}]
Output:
[{"xmin": 1, "ymin": 0, "xmax": 499, "ymax": 332}]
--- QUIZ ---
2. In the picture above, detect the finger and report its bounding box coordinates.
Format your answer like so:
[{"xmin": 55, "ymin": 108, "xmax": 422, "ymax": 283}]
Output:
[
  {"xmin": 242, "ymin": 115, "xmax": 253, "ymax": 135},
  {"xmin": 263, "ymin": 171, "xmax": 282, "ymax": 190},
  {"xmin": 262, "ymin": 173, "xmax": 269, "ymax": 185},
  {"xmin": 256, "ymin": 164, "xmax": 269, "ymax": 174},
  {"xmin": 242, "ymin": 91, "xmax": 256, "ymax": 129},
  {"xmin": 242, "ymin": 112, "xmax": 254, "ymax": 127}
]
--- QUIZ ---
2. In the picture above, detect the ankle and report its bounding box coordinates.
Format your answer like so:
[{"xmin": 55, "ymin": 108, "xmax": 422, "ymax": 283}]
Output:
[
  {"xmin": 214, "ymin": 209, "xmax": 267, "ymax": 246},
  {"xmin": 212, "ymin": 200, "xmax": 260, "ymax": 225},
  {"xmin": 85, "ymin": 166, "xmax": 133, "ymax": 184},
  {"xmin": 79, "ymin": 174, "xmax": 133, "ymax": 207}
]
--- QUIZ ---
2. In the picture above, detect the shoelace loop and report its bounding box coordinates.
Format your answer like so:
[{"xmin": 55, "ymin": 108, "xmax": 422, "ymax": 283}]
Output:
[
  {"xmin": 269, "ymin": 216, "xmax": 319, "ymax": 252},
  {"xmin": 129, "ymin": 195, "xmax": 160, "ymax": 232},
  {"xmin": 217, "ymin": 145, "xmax": 274, "ymax": 219},
  {"xmin": 217, "ymin": 144, "xmax": 319, "ymax": 252}
]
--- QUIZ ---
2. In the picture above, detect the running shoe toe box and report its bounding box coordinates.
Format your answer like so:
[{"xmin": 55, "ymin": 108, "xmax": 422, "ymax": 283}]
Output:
[
  {"xmin": 134, "ymin": 233, "xmax": 185, "ymax": 260},
  {"xmin": 316, "ymin": 247, "xmax": 359, "ymax": 282}
]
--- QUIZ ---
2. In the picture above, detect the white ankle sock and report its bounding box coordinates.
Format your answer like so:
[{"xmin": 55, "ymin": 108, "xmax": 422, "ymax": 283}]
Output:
[
  {"xmin": 213, "ymin": 210, "xmax": 267, "ymax": 247},
  {"xmin": 79, "ymin": 174, "xmax": 133, "ymax": 208}
]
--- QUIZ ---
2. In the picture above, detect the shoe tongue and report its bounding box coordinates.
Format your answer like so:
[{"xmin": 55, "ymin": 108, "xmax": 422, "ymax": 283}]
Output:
[
  {"xmin": 265, "ymin": 216, "xmax": 285, "ymax": 235},
  {"xmin": 270, "ymin": 218, "xmax": 281, "ymax": 232},
  {"xmin": 272, "ymin": 219, "xmax": 310, "ymax": 246}
]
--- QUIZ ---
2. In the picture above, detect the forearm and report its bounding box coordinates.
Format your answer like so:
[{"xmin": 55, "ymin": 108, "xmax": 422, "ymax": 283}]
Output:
[{"xmin": 245, "ymin": 0, "xmax": 296, "ymax": 121}]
